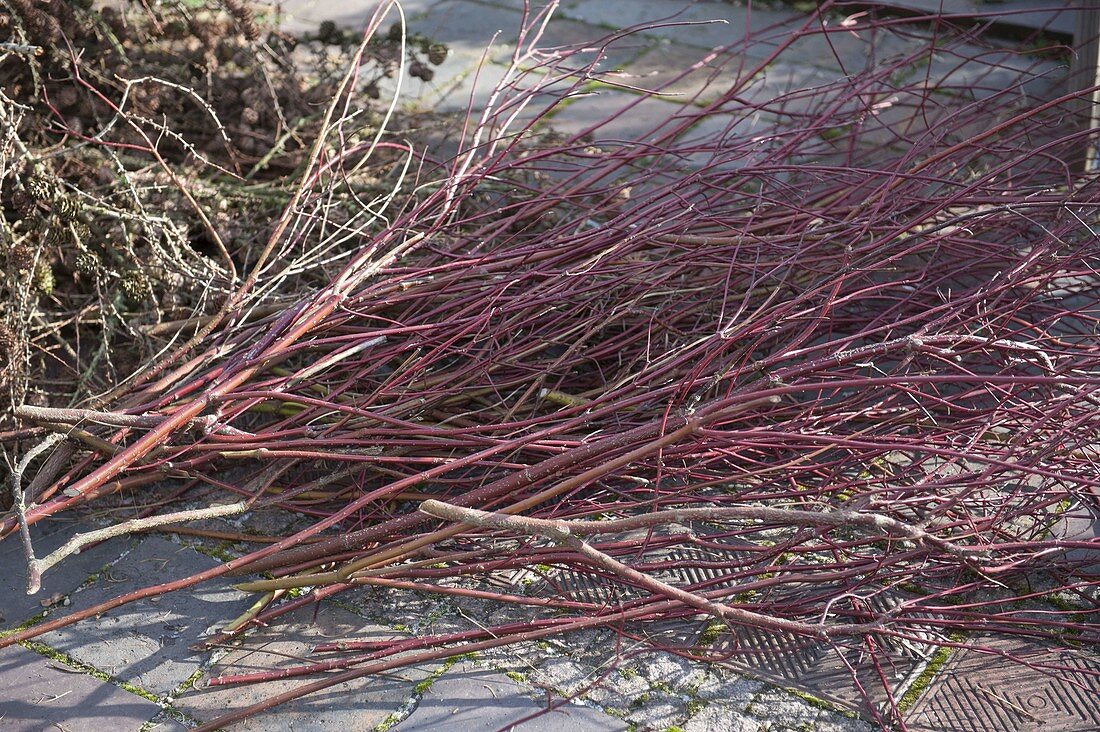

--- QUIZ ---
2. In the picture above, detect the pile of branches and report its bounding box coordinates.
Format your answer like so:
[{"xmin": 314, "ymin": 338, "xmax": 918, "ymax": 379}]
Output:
[
  {"xmin": 2, "ymin": 1, "xmax": 1098, "ymax": 729},
  {"xmin": 0, "ymin": 0, "xmax": 448, "ymax": 418}
]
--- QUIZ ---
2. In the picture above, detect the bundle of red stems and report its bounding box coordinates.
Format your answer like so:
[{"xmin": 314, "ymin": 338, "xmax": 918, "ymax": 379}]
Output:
[{"xmin": 3, "ymin": 2, "xmax": 1098, "ymax": 729}]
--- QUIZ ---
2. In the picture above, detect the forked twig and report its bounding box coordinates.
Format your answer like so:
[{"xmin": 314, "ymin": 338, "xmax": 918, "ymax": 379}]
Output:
[
  {"xmin": 6, "ymin": 434, "xmax": 65, "ymax": 594},
  {"xmin": 29, "ymin": 501, "xmax": 249, "ymax": 593}
]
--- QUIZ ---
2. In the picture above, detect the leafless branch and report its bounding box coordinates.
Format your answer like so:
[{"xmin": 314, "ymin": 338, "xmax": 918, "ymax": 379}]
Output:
[{"xmin": 419, "ymin": 499, "xmax": 879, "ymax": 640}]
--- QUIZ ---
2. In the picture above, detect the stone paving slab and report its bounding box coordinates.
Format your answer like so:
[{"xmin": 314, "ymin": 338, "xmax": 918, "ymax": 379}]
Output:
[
  {"xmin": 396, "ymin": 661, "xmax": 628, "ymax": 731},
  {"xmin": 409, "ymin": 0, "xmax": 522, "ymax": 50},
  {"xmin": 780, "ymin": 23, "xmax": 928, "ymax": 76},
  {"xmin": 38, "ymin": 537, "xmax": 249, "ymax": 696},
  {"xmin": 0, "ymin": 644, "xmax": 160, "ymax": 731},
  {"xmin": 400, "ymin": 0, "xmax": 653, "ymax": 115},
  {"xmin": 175, "ymin": 603, "xmax": 434, "ymax": 730},
  {"xmin": 145, "ymin": 715, "xmax": 191, "ymax": 732},
  {"xmin": 625, "ymin": 41, "xmax": 736, "ymax": 104},
  {"xmin": 481, "ymin": 1, "xmax": 654, "ymax": 72},
  {"xmin": 558, "ymin": 0, "xmax": 797, "ymax": 54},
  {"xmin": 0, "ymin": 517, "xmax": 128, "ymax": 629},
  {"xmin": 685, "ymin": 706, "xmax": 763, "ymax": 732},
  {"xmin": 278, "ymin": 0, "xmax": 439, "ymax": 35},
  {"xmin": 729, "ymin": 59, "xmax": 843, "ymax": 116},
  {"xmin": 537, "ymin": 88, "xmax": 694, "ymax": 142}
]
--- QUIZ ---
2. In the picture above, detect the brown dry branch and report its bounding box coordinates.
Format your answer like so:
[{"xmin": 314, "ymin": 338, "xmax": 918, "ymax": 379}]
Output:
[
  {"xmin": 419, "ymin": 501, "xmax": 978, "ymax": 560},
  {"xmin": 31, "ymin": 500, "xmax": 248, "ymax": 582},
  {"xmin": 418, "ymin": 499, "xmax": 879, "ymax": 640},
  {"xmin": 15, "ymin": 404, "xmax": 251, "ymax": 436}
]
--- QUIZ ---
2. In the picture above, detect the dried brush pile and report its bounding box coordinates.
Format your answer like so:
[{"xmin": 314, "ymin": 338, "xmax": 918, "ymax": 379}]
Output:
[
  {"xmin": 2, "ymin": 1, "xmax": 1098, "ymax": 729},
  {"xmin": 0, "ymin": 0, "xmax": 447, "ymax": 418}
]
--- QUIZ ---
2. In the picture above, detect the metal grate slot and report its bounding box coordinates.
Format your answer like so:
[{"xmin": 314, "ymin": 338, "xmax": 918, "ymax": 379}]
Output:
[{"xmin": 906, "ymin": 637, "xmax": 1100, "ymax": 732}]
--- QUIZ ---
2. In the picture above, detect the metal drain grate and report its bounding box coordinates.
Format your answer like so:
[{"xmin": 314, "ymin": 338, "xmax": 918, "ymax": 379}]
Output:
[
  {"xmin": 905, "ymin": 637, "xmax": 1100, "ymax": 732},
  {"xmin": 506, "ymin": 518, "xmax": 1098, "ymax": 728},
  {"xmin": 703, "ymin": 589, "xmax": 936, "ymax": 712},
  {"xmin": 550, "ymin": 565, "xmax": 647, "ymax": 605},
  {"xmin": 522, "ymin": 533, "xmax": 940, "ymax": 716},
  {"xmin": 646, "ymin": 544, "xmax": 759, "ymax": 591}
]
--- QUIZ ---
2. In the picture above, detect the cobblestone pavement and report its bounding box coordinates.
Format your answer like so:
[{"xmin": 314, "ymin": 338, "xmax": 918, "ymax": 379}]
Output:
[
  {"xmin": 0, "ymin": 512, "xmax": 877, "ymax": 731},
  {"xmin": 0, "ymin": 1, "xmax": 1066, "ymax": 730}
]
